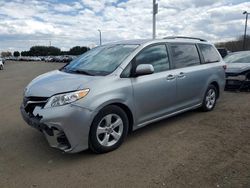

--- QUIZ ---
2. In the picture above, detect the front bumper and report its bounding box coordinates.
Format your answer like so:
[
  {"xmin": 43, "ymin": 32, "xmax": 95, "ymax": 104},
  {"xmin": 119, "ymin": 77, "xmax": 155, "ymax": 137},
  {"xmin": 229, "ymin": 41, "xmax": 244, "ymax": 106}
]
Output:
[
  {"xmin": 225, "ymin": 75, "xmax": 250, "ymax": 90},
  {"xmin": 20, "ymin": 103, "xmax": 94, "ymax": 153}
]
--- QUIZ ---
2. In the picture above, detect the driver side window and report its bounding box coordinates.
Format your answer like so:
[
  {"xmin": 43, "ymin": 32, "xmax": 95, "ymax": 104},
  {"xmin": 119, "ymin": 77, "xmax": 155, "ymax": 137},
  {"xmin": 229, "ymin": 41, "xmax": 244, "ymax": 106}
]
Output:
[{"xmin": 135, "ymin": 44, "xmax": 170, "ymax": 73}]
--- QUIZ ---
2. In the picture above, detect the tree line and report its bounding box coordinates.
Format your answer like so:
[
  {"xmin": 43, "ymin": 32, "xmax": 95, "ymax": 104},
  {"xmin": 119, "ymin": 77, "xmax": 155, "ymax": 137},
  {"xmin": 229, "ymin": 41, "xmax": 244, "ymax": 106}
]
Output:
[
  {"xmin": 1, "ymin": 45, "xmax": 90, "ymax": 57},
  {"xmin": 1, "ymin": 35, "xmax": 250, "ymax": 58},
  {"xmin": 215, "ymin": 35, "xmax": 250, "ymax": 52}
]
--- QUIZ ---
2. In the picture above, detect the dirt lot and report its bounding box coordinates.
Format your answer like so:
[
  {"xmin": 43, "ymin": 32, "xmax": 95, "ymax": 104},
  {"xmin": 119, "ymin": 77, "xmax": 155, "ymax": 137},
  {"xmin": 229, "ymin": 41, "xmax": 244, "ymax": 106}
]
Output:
[{"xmin": 0, "ymin": 61, "xmax": 250, "ymax": 188}]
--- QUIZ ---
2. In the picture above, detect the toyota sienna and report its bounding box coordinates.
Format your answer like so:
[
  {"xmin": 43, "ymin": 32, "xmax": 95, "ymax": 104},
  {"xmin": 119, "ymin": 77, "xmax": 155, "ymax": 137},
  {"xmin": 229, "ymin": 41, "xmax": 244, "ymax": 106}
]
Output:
[{"xmin": 21, "ymin": 37, "xmax": 226, "ymax": 153}]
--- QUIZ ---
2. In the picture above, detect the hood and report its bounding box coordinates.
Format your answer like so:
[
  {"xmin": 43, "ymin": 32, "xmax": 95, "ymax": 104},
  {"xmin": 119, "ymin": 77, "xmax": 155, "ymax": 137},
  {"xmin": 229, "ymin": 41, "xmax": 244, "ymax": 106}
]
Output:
[
  {"xmin": 25, "ymin": 70, "xmax": 100, "ymax": 97},
  {"xmin": 226, "ymin": 63, "xmax": 250, "ymax": 74}
]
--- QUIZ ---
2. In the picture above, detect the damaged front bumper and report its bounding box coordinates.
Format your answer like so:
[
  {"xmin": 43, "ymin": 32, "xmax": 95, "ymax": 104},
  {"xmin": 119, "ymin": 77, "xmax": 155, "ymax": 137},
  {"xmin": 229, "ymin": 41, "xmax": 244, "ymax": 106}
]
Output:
[
  {"xmin": 20, "ymin": 102, "xmax": 94, "ymax": 153},
  {"xmin": 225, "ymin": 72, "xmax": 250, "ymax": 90}
]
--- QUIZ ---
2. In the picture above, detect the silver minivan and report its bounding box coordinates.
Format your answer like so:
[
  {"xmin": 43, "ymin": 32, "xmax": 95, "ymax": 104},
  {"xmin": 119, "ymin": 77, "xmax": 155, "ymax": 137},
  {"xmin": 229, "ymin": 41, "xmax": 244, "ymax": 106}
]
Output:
[{"xmin": 21, "ymin": 37, "xmax": 226, "ymax": 153}]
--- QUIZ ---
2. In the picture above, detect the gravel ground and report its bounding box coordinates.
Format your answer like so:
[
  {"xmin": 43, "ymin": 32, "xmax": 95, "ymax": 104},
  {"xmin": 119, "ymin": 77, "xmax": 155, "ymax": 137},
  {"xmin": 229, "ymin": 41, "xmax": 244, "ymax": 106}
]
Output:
[{"xmin": 0, "ymin": 61, "xmax": 250, "ymax": 188}]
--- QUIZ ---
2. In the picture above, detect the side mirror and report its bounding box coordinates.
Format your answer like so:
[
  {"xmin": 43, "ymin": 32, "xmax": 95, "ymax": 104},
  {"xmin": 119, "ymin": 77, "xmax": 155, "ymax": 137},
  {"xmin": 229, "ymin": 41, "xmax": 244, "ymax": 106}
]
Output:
[{"xmin": 135, "ymin": 64, "xmax": 154, "ymax": 76}]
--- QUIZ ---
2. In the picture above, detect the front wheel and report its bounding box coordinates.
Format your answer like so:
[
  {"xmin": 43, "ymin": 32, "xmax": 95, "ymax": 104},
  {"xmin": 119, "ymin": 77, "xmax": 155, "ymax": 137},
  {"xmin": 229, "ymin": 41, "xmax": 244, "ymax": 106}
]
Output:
[
  {"xmin": 89, "ymin": 105, "xmax": 129, "ymax": 153},
  {"xmin": 201, "ymin": 85, "xmax": 217, "ymax": 112}
]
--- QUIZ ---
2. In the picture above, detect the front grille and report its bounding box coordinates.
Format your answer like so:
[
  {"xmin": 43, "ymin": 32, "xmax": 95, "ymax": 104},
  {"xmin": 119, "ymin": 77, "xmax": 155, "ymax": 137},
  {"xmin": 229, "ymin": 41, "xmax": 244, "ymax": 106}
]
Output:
[
  {"xmin": 23, "ymin": 96, "xmax": 48, "ymax": 105},
  {"xmin": 23, "ymin": 96, "xmax": 49, "ymax": 116}
]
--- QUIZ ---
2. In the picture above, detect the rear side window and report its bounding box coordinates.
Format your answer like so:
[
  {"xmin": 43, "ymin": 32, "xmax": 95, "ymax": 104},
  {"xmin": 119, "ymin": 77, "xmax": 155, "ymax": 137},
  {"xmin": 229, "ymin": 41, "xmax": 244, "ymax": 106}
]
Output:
[
  {"xmin": 170, "ymin": 44, "xmax": 200, "ymax": 69},
  {"xmin": 135, "ymin": 45, "xmax": 170, "ymax": 73},
  {"xmin": 198, "ymin": 44, "xmax": 220, "ymax": 63}
]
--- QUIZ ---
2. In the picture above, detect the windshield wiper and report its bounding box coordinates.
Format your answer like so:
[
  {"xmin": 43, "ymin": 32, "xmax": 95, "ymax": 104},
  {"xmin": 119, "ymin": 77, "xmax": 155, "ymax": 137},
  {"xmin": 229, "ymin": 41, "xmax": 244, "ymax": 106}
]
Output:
[
  {"xmin": 61, "ymin": 67, "xmax": 93, "ymax": 76},
  {"xmin": 70, "ymin": 69, "xmax": 94, "ymax": 76}
]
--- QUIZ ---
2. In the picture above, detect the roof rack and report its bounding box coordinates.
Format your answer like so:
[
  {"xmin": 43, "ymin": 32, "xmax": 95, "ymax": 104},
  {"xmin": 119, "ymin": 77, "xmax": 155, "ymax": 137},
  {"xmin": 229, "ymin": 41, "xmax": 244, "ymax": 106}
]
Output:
[{"xmin": 163, "ymin": 36, "xmax": 207, "ymax": 42}]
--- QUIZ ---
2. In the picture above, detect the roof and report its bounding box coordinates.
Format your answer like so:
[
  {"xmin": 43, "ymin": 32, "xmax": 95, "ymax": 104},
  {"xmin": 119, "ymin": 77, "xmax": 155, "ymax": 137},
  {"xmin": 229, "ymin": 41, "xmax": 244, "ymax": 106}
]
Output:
[
  {"xmin": 107, "ymin": 39, "xmax": 152, "ymax": 45},
  {"xmin": 106, "ymin": 37, "xmax": 210, "ymax": 46}
]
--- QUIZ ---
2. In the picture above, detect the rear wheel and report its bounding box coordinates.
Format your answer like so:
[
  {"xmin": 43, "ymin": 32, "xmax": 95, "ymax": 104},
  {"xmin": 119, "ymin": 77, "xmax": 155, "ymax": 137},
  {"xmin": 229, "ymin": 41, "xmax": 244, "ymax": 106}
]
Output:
[
  {"xmin": 201, "ymin": 85, "xmax": 217, "ymax": 111},
  {"xmin": 89, "ymin": 105, "xmax": 129, "ymax": 153}
]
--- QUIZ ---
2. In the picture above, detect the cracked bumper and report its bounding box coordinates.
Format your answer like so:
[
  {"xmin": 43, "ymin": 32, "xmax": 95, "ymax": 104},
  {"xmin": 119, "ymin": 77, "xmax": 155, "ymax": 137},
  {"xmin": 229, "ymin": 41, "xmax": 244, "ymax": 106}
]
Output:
[
  {"xmin": 225, "ymin": 79, "xmax": 250, "ymax": 90},
  {"xmin": 20, "ymin": 103, "xmax": 94, "ymax": 153}
]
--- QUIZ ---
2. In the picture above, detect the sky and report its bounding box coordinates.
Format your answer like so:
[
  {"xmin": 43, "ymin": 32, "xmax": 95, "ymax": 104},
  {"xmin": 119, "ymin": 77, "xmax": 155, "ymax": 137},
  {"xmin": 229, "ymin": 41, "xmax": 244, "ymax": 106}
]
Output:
[{"xmin": 0, "ymin": 0, "xmax": 249, "ymax": 52}]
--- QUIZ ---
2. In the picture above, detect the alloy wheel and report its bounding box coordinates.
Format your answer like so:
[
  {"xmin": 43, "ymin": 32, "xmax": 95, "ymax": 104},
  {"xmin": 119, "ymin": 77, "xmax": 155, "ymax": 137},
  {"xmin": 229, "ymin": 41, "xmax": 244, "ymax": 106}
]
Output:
[
  {"xmin": 205, "ymin": 88, "xmax": 216, "ymax": 109},
  {"xmin": 96, "ymin": 114, "xmax": 124, "ymax": 147}
]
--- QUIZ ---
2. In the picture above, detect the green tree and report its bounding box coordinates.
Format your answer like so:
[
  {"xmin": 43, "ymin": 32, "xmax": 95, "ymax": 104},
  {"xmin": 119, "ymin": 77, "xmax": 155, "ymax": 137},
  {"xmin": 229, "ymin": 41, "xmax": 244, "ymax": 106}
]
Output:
[
  {"xmin": 29, "ymin": 46, "xmax": 61, "ymax": 56},
  {"xmin": 47, "ymin": 46, "xmax": 61, "ymax": 56},
  {"xmin": 69, "ymin": 46, "xmax": 90, "ymax": 55},
  {"xmin": 21, "ymin": 51, "xmax": 30, "ymax": 56},
  {"xmin": 18, "ymin": 45, "xmax": 90, "ymax": 58},
  {"xmin": 13, "ymin": 51, "xmax": 20, "ymax": 57}
]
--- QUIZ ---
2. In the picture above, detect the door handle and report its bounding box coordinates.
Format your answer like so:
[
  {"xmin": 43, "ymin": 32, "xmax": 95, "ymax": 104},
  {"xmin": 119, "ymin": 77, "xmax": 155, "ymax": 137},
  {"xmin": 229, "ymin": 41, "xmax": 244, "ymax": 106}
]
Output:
[
  {"xmin": 177, "ymin": 72, "xmax": 186, "ymax": 78},
  {"xmin": 166, "ymin": 74, "xmax": 176, "ymax": 80}
]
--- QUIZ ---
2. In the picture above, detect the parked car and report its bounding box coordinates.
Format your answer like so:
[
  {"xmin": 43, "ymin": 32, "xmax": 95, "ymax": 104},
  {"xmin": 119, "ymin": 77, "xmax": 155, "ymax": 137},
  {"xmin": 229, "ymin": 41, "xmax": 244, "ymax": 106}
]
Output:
[
  {"xmin": 30, "ymin": 57, "xmax": 42, "ymax": 61},
  {"xmin": 20, "ymin": 37, "xmax": 226, "ymax": 154},
  {"xmin": 45, "ymin": 56, "xmax": 53, "ymax": 62},
  {"xmin": 1, "ymin": 58, "xmax": 5, "ymax": 64},
  {"xmin": 8, "ymin": 56, "xmax": 18, "ymax": 61},
  {"xmin": 62, "ymin": 56, "xmax": 73, "ymax": 63},
  {"xmin": 217, "ymin": 48, "xmax": 229, "ymax": 58},
  {"xmin": 0, "ymin": 58, "xmax": 4, "ymax": 70},
  {"xmin": 224, "ymin": 51, "xmax": 250, "ymax": 90},
  {"xmin": 44, "ymin": 56, "xmax": 75, "ymax": 63}
]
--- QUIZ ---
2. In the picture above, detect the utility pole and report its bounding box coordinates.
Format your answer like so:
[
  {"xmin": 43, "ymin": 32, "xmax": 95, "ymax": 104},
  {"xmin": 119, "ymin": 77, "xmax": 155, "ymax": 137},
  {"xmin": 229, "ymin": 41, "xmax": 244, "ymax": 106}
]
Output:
[
  {"xmin": 98, "ymin": 29, "xmax": 102, "ymax": 45},
  {"xmin": 243, "ymin": 11, "xmax": 249, "ymax": 50},
  {"xmin": 152, "ymin": 0, "xmax": 158, "ymax": 39}
]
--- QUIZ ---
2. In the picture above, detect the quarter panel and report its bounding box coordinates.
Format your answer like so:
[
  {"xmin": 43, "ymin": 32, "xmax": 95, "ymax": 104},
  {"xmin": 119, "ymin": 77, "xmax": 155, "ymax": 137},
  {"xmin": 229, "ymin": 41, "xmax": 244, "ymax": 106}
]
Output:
[
  {"xmin": 200, "ymin": 62, "xmax": 226, "ymax": 99},
  {"xmin": 171, "ymin": 62, "xmax": 225, "ymax": 110}
]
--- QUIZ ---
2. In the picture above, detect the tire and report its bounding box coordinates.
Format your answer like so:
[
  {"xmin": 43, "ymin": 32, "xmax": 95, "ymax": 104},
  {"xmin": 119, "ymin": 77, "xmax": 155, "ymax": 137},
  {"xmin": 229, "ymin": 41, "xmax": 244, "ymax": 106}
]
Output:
[
  {"xmin": 201, "ymin": 85, "xmax": 218, "ymax": 112},
  {"xmin": 89, "ymin": 105, "xmax": 129, "ymax": 153},
  {"xmin": 0, "ymin": 65, "xmax": 3, "ymax": 70}
]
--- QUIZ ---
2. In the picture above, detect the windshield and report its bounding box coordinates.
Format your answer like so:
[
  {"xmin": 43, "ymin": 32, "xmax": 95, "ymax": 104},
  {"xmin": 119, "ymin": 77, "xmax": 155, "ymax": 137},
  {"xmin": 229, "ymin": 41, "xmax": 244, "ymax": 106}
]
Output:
[
  {"xmin": 62, "ymin": 44, "xmax": 138, "ymax": 76},
  {"xmin": 224, "ymin": 51, "xmax": 250, "ymax": 64}
]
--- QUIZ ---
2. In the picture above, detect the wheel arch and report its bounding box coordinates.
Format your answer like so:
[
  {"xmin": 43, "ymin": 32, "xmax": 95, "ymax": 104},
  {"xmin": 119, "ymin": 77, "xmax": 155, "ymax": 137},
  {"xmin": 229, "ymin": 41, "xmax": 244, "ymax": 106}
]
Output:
[
  {"xmin": 110, "ymin": 102, "xmax": 134, "ymax": 133},
  {"xmin": 92, "ymin": 101, "xmax": 134, "ymax": 133},
  {"xmin": 209, "ymin": 81, "xmax": 220, "ymax": 99}
]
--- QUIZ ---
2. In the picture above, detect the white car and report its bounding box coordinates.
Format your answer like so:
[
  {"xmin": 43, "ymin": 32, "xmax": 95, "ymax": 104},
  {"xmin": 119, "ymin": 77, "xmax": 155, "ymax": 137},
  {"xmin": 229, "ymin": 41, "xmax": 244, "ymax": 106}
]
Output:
[{"xmin": 0, "ymin": 58, "xmax": 4, "ymax": 70}]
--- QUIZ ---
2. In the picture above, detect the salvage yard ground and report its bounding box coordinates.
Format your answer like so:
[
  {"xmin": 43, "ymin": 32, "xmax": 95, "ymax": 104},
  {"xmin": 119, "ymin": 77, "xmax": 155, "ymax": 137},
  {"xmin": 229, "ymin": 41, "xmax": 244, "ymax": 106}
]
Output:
[{"xmin": 0, "ymin": 61, "xmax": 250, "ymax": 188}]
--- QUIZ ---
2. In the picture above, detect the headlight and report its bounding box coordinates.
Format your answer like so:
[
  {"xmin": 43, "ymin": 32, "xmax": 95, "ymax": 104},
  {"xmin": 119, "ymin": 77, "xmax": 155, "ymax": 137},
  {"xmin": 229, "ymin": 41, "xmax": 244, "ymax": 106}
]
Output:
[{"xmin": 44, "ymin": 89, "xmax": 89, "ymax": 108}]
